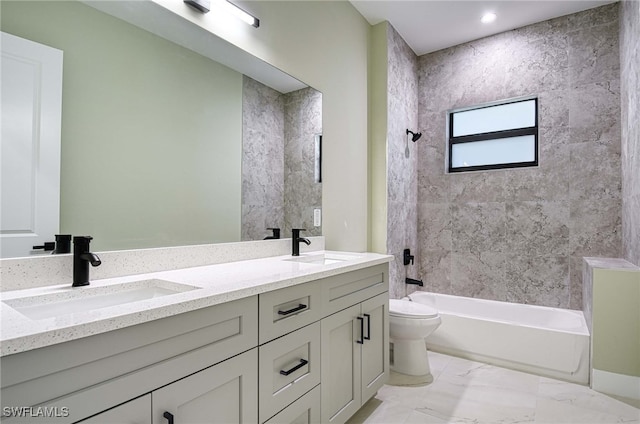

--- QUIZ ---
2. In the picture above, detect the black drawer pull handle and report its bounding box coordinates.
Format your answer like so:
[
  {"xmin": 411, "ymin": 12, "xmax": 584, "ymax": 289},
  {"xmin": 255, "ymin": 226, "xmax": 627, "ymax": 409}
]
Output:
[
  {"xmin": 364, "ymin": 313, "xmax": 371, "ymax": 340},
  {"xmin": 357, "ymin": 316, "xmax": 364, "ymax": 344},
  {"xmin": 278, "ymin": 303, "xmax": 307, "ymax": 315},
  {"xmin": 280, "ymin": 358, "xmax": 308, "ymax": 376},
  {"xmin": 163, "ymin": 411, "xmax": 174, "ymax": 424}
]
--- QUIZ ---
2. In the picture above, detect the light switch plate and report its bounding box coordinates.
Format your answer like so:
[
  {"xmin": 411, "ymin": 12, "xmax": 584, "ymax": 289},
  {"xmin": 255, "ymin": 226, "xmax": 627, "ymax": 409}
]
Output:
[{"xmin": 313, "ymin": 209, "xmax": 321, "ymax": 227}]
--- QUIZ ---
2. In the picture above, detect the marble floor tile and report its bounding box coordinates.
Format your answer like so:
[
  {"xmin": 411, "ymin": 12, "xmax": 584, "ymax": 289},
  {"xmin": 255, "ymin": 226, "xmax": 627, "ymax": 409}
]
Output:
[
  {"xmin": 354, "ymin": 353, "xmax": 640, "ymax": 424},
  {"xmin": 536, "ymin": 378, "xmax": 640, "ymax": 423},
  {"xmin": 437, "ymin": 356, "xmax": 540, "ymax": 395},
  {"xmin": 413, "ymin": 379, "xmax": 537, "ymax": 423},
  {"xmin": 534, "ymin": 397, "xmax": 639, "ymax": 424},
  {"xmin": 403, "ymin": 409, "xmax": 450, "ymax": 423},
  {"xmin": 346, "ymin": 399, "xmax": 415, "ymax": 424},
  {"xmin": 427, "ymin": 351, "xmax": 453, "ymax": 382}
]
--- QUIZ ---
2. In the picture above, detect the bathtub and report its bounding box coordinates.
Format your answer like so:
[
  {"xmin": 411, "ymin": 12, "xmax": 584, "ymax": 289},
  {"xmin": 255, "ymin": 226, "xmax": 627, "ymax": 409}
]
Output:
[{"xmin": 408, "ymin": 291, "xmax": 590, "ymax": 384}]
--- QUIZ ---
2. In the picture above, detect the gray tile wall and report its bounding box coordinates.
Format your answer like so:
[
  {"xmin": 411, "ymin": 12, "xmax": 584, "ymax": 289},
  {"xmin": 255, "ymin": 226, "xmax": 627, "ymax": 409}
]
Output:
[
  {"xmin": 416, "ymin": 4, "xmax": 622, "ymax": 309},
  {"xmin": 242, "ymin": 77, "xmax": 322, "ymax": 241},
  {"xmin": 386, "ymin": 25, "xmax": 420, "ymax": 299},
  {"xmin": 242, "ymin": 76, "xmax": 285, "ymax": 241},
  {"xmin": 620, "ymin": 0, "xmax": 640, "ymax": 266},
  {"xmin": 284, "ymin": 87, "xmax": 323, "ymax": 237}
]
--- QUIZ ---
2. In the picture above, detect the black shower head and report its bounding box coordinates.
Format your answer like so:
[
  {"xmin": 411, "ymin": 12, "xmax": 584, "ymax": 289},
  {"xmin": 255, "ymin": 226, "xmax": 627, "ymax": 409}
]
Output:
[{"xmin": 406, "ymin": 129, "xmax": 422, "ymax": 142}]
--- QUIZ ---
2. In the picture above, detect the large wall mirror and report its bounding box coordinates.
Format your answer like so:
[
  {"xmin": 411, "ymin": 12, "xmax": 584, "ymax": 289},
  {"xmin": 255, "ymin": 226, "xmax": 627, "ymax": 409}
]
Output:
[{"xmin": 0, "ymin": 0, "xmax": 322, "ymax": 258}]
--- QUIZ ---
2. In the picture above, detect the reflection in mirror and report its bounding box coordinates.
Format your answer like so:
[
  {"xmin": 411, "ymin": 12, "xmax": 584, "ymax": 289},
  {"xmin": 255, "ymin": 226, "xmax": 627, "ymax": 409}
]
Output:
[
  {"xmin": 0, "ymin": 0, "xmax": 322, "ymax": 258},
  {"xmin": 242, "ymin": 77, "xmax": 322, "ymax": 241}
]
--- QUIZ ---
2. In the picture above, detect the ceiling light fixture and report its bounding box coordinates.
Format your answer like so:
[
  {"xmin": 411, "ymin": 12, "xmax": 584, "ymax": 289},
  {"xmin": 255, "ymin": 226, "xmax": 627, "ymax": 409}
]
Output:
[
  {"xmin": 184, "ymin": 0, "xmax": 210, "ymax": 13},
  {"xmin": 183, "ymin": 0, "xmax": 259, "ymax": 28},
  {"xmin": 220, "ymin": 0, "xmax": 260, "ymax": 27},
  {"xmin": 481, "ymin": 12, "xmax": 497, "ymax": 24}
]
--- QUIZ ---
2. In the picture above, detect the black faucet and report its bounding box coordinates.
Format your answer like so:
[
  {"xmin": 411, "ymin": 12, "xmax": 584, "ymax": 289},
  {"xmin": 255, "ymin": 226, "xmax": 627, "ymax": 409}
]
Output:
[
  {"xmin": 405, "ymin": 277, "xmax": 424, "ymax": 286},
  {"xmin": 264, "ymin": 228, "xmax": 281, "ymax": 240},
  {"xmin": 73, "ymin": 236, "xmax": 101, "ymax": 287},
  {"xmin": 403, "ymin": 248, "xmax": 415, "ymax": 265},
  {"xmin": 291, "ymin": 228, "xmax": 311, "ymax": 256}
]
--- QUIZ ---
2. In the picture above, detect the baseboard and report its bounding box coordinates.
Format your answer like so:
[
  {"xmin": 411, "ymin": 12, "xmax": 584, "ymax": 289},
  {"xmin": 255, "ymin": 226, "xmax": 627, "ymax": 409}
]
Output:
[{"xmin": 592, "ymin": 369, "xmax": 640, "ymax": 400}]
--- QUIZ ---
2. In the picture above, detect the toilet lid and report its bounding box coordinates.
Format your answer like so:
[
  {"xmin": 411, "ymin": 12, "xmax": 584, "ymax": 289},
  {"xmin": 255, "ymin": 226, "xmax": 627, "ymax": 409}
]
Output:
[{"xmin": 389, "ymin": 299, "xmax": 438, "ymax": 318}]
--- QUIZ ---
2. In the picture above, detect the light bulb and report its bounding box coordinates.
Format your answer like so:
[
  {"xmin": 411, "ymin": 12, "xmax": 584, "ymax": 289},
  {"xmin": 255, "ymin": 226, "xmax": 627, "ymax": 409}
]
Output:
[{"xmin": 481, "ymin": 12, "xmax": 497, "ymax": 24}]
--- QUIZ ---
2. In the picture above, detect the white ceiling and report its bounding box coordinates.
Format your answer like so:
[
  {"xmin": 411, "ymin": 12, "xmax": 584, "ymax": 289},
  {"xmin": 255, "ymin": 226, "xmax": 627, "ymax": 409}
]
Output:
[{"xmin": 350, "ymin": 0, "xmax": 618, "ymax": 56}]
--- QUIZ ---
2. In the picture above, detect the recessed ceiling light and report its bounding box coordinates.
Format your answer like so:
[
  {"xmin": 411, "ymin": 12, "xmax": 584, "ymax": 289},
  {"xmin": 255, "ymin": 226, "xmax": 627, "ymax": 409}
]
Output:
[{"xmin": 481, "ymin": 12, "xmax": 497, "ymax": 24}]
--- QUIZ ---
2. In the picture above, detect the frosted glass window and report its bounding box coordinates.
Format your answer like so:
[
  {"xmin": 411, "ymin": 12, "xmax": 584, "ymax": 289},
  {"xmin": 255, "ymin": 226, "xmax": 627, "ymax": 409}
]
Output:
[
  {"xmin": 452, "ymin": 99, "xmax": 536, "ymax": 137},
  {"xmin": 448, "ymin": 97, "xmax": 538, "ymax": 173},
  {"xmin": 451, "ymin": 136, "xmax": 536, "ymax": 168}
]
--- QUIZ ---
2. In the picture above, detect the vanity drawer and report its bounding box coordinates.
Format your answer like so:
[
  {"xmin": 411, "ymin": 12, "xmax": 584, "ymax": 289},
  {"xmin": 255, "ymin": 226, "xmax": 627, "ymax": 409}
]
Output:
[
  {"xmin": 263, "ymin": 385, "xmax": 320, "ymax": 424},
  {"xmin": 259, "ymin": 282, "xmax": 322, "ymax": 344},
  {"xmin": 0, "ymin": 296, "xmax": 258, "ymax": 421},
  {"xmin": 259, "ymin": 322, "xmax": 321, "ymax": 423},
  {"xmin": 321, "ymin": 264, "xmax": 388, "ymax": 316}
]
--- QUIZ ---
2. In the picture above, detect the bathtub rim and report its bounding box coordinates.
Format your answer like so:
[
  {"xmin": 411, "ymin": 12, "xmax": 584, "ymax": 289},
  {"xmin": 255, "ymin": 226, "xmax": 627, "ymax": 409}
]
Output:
[{"xmin": 407, "ymin": 291, "xmax": 590, "ymax": 336}]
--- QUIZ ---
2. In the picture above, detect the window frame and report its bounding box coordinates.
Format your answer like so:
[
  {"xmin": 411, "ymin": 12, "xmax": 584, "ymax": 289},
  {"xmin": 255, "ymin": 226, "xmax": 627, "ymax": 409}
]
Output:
[{"xmin": 447, "ymin": 97, "xmax": 539, "ymax": 173}]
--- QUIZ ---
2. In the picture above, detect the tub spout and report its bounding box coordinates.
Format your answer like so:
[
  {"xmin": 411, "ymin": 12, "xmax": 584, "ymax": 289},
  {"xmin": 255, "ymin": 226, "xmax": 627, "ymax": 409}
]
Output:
[{"xmin": 405, "ymin": 277, "xmax": 423, "ymax": 286}]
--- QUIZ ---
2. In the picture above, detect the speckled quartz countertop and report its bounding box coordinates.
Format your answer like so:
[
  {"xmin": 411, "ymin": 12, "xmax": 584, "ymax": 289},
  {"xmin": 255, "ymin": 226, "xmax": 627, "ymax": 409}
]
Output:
[{"xmin": 0, "ymin": 251, "xmax": 392, "ymax": 356}]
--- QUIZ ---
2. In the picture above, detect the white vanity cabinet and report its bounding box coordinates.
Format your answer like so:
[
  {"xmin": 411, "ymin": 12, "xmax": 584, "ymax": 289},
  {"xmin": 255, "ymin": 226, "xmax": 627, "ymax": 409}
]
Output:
[
  {"xmin": 318, "ymin": 264, "xmax": 389, "ymax": 424},
  {"xmin": 257, "ymin": 281, "xmax": 323, "ymax": 424},
  {"xmin": 79, "ymin": 395, "xmax": 151, "ymax": 424},
  {"xmin": 76, "ymin": 349, "xmax": 258, "ymax": 424},
  {"xmin": 257, "ymin": 264, "xmax": 389, "ymax": 424},
  {"xmin": 1, "ymin": 260, "xmax": 389, "ymax": 424},
  {"xmin": 320, "ymin": 292, "xmax": 388, "ymax": 424},
  {"xmin": 263, "ymin": 386, "xmax": 320, "ymax": 424},
  {"xmin": 1, "ymin": 296, "xmax": 258, "ymax": 424},
  {"xmin": 152, "ymin": 349, "xmax": 258, "ymax": 424}
]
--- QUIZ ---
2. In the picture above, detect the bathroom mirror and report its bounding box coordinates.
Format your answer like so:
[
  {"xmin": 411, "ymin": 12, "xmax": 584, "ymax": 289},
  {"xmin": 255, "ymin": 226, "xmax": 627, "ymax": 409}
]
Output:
[{"xmin": 0, "ymin": 0, "xmax": 322, "ymax": 257}]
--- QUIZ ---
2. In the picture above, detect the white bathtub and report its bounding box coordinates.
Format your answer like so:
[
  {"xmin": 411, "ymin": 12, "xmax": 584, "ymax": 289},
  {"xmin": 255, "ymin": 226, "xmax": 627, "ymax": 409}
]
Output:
[{"xmin": 408, "ymin": 291, "xmax": 590, "ymax": 384}]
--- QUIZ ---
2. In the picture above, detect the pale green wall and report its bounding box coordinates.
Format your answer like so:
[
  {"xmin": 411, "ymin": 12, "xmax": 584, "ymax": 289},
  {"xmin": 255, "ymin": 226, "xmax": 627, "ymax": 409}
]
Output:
[
  {"xmin": 1, "ymin": 1, "xmax": 242, "ymax": 251},
  {"xmin": 368, "ymin": 22, "xmax": 389, "ymax": 253},
  {"xmin": 154, "ymin": 0, "xmax": 371, "ymax": 251},
  {"xmin": 593, "ymin": 269, "xmax": 640, "ymax": 377}
]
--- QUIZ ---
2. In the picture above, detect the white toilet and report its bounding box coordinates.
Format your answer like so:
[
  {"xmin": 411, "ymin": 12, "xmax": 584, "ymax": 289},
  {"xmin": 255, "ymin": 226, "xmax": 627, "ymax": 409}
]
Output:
[{"xmin": 389, "ymin": 298, "xmax": 441, "ymax": 378}]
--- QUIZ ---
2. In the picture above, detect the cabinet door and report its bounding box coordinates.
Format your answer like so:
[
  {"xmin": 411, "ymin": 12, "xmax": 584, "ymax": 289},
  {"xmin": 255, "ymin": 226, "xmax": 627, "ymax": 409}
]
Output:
[
  {"xmin": 360, "ymin": 293, "xmax": 389, "ymax": 402},
  {"xmin": 320, "ymin": 304, "xmax": 361, "ymax": 424},
  {"xmin": 77, "ymin": 395, "xmax": 151, "ymax": 424},
  {"xmin": 152, "ymin": 349, "xmax": 257, "ymax": 424}
]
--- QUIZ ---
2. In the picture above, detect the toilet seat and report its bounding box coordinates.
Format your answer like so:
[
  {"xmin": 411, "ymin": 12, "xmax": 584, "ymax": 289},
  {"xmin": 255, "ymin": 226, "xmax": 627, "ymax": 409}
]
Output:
[{"xmin": 389, "ymin": 299, "xmax": 438, "ymax": 318}]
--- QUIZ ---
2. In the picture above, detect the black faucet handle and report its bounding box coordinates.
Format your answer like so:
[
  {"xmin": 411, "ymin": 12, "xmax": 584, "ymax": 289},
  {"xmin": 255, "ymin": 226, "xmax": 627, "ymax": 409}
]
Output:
[
  {"xmin": 74, "ymin": 235, "xmax": 94, "ymax": 251},
  {"xmin": 267, "ymin": 228, "xmax": 281, "ymax": 237},
  {"xmin": 403, "ymin": 248, "xmax": 415, "ymax": 266},
  {"xmin": 33, "ymin": 241, "xmax": 55, "ymax": 251},
  {"xmin": 52, "ymin": 234, "xmax": 72, "ymax": 254}
]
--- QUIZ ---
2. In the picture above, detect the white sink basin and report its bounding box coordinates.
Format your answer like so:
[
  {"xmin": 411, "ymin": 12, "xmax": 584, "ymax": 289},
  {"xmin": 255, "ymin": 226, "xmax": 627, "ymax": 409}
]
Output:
[
  {"xmin": 3, "ymin": 279, "xmax": 199, "ymax": 320},
  {"xmin": 284, "ymin": 253, "xmax": 362, "ymax": 266}
]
